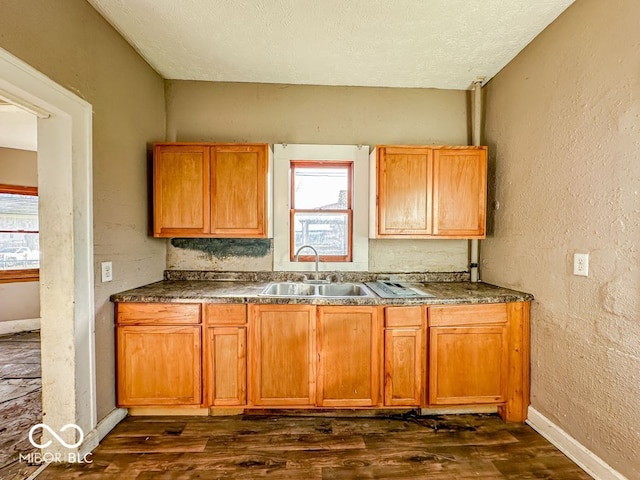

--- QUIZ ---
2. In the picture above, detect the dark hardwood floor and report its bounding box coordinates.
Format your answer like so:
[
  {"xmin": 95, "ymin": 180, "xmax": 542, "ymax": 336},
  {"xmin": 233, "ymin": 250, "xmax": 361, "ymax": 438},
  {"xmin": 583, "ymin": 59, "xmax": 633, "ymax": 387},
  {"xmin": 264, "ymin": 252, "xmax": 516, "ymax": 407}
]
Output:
[
  {"xmin": 0, "ymin": 330, "xmax": 42, "ymax": 480},
  {"xmin": 0, "ymin": 332, "xmax": 591, "ymax": 479},
  {"xmin": 39, "ymin": 412, "xmax": 591, "ymax": 479}
]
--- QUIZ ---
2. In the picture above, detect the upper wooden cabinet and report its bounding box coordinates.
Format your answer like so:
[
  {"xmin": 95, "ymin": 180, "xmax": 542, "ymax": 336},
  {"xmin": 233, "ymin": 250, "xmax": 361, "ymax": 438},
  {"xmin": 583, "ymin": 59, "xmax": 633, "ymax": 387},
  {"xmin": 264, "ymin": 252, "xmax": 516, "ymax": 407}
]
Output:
[
  {"xmin": 153, "ymin": 143, "xmax": 269, "ymax": 238},
  {"xmin": 372, "ymin": 145, "xmax": 487, "ymax": 239}
]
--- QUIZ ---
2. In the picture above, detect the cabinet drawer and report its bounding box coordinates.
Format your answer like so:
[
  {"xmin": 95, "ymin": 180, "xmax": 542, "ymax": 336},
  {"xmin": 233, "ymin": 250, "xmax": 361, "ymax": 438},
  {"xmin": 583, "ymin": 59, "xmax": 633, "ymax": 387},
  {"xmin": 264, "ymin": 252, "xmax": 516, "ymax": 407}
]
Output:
[
  {"xmin": 205, "ymin": 304, "xmax": 246, "ymax": 325},
  {"xmin": 385, "ymin": 306, "xmax": 424, "ymax": 327},
  {"xmin": 117, "ymin": 303, "xmax": 201, "ymax": 325},
  {"xmin": 428, "ymin": 304, "xmax": 507, "ymax": 327}
]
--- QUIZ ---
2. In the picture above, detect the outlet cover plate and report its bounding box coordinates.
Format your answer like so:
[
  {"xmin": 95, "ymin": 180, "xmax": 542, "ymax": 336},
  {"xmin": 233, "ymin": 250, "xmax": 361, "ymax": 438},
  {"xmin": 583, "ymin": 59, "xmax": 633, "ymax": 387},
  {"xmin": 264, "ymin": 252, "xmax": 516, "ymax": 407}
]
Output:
[
  {"xmin": 573, "ymin": 253, "xmax": 589, "ymax": 276},
  {"xmin": 101, "ymin": 261, "xmax": 113, "ymax": 282}
]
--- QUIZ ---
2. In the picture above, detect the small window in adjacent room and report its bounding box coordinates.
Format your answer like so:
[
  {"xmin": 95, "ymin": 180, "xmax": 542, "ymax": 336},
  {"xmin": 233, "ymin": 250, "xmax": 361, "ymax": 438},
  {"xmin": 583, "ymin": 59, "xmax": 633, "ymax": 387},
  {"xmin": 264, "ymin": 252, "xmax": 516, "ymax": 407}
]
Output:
[
  {"xmin": 0, "ymin": 184, "xmax": 39, "ymax": 283},
  {"xmin": 290, "ymin": 161, "xmax": 353, "ymax": 262}
]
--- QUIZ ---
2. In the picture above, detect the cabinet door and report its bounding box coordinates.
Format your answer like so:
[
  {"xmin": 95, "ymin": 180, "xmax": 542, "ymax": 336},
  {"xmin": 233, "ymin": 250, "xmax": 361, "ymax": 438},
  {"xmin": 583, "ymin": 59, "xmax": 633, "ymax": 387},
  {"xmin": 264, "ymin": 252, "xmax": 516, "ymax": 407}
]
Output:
[
  {"xmin": 117, "ymin": 325, "xmax": 202, "ymax": 406},
  {"xmin": 433, "ymin": 148, "xmax": 487, "ymax": 238},
  {"xmin": 206, "ymin": 326, "xmax": 246, "ymax": 406},
  {"xmin": 153, "ymin": 144, "xmax": 210, "ymax": 237},
  {"xmin": 210, "ymin": 145, "xmax": 267, "ymax": 237},
  {"xmin": 377, "ymin": 147, "xmax": 433, "ymax": 236},
  {"xmin": 384, "ymin": 328, "xmax": 424, "ymax": 406},
  {"xmin": 384, "ymin": 306, "xmax": 425, "ymax": 406},
  {"xmin": 249, "ymin": 305, "xmax": 316, "ymax": 406},
  {"xmin": 317, "ymin": 306, "xmax": 382, "ymax": 407},
  {"xmin": 428, "ymin": 324, "xmax": 507, "ymax": 405}
]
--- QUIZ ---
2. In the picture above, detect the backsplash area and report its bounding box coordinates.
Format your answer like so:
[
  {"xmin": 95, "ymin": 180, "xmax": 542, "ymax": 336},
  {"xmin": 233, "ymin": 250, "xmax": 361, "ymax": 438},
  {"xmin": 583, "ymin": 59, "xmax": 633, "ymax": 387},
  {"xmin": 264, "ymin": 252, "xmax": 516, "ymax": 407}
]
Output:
[
  {"xmin": 166, "ymin": 238, "xmax": 469, "ymax": 273},
  {"xmin": 163, "ymin": 270, "xmax": 470, "ymax": 283}
]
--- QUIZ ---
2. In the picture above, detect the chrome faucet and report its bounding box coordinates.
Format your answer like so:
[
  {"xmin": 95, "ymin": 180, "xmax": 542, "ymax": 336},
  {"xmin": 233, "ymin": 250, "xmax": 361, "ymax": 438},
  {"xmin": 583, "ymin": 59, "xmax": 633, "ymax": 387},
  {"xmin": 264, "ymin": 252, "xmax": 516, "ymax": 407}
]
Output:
[{"xmin": 294, "ymin": 244, "xmax": 320, "ymax": 282}]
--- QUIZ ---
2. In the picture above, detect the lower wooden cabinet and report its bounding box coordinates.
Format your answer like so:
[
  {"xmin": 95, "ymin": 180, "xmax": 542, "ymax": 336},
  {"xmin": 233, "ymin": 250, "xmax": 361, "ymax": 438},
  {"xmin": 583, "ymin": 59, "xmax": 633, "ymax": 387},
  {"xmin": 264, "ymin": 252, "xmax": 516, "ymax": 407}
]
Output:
[
  {"xmin": 248, "ymin": 304, "xmax": 316, "ymax": 406},
  {"xmin": 428, "ymin": 304, "xmax": 508, "ymax": 405},
  {"xmin": 114, "ymin": 300, "xmax": 529, "ymax": 421},
  {"xmin": 317, "ymin": 306, "xmax": 382, "ymax": 407},
  {"xmin": 204, "ymin": 305, "xmax": 247, "ymax": 406},
  {"xmin": 117, "ymin": 324, "xmax": 202, "ymax": 406},
  {"xmin": 384, "ymin": 306, "xmax": 425, "ymax": 406},
  {"xmin": 205, "ymin": 326, "xmax": 246, "ymax": 406},
  {"xmin": 116, "ymin": 302, "xmax": 203, "ymax": 407}
]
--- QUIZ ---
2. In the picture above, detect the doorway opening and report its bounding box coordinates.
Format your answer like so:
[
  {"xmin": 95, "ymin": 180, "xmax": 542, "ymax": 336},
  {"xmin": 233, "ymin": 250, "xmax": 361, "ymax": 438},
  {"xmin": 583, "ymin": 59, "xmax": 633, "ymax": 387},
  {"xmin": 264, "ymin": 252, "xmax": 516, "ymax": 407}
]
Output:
[{"xmin": 0, "ymin": 46, "xmax": 98, "ymax": 459}]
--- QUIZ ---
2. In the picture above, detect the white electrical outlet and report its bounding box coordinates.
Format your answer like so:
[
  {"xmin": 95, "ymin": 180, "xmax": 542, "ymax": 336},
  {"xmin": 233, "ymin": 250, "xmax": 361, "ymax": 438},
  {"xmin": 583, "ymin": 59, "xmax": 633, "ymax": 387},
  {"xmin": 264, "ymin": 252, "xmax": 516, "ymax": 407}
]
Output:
[
  {"xmin": 573, "ymin": 253, "xmax": 589, "ymax": 277},
  {"xmin": 101, "ymin": 261, "xmax": 113, "ymax": 282}
]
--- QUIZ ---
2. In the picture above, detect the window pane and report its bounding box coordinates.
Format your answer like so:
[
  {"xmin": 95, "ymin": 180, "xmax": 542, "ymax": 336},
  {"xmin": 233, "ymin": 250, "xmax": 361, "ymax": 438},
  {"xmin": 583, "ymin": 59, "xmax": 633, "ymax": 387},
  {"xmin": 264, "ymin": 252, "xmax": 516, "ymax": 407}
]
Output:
[
  {"xmin": 293, "ymin": 212, "xmax": 348, "ymax": 256},
  {"xmin": 0, "ymin": 193, "xmax": 39, "ymax": 230},
  {"xmin": 0, "ymin": 192, "xmax": 39, "ymax": 271},
  {"xmin": 293, "ymin": 166, "xmax": 348, "ymax": 209},
  {"xmin": 0, "ymin": 233, "xmax": 40, "ymax": 270}
]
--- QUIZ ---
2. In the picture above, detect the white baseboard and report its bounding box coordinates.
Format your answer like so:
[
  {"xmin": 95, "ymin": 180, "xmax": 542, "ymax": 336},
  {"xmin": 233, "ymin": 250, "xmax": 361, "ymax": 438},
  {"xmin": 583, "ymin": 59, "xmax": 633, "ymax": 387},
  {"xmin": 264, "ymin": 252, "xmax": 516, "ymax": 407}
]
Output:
[
  {"xmin": 527, "ymin": 407, "xmax": 629, "ymax": 480},
  {"xmin": 0, "ymin": 318, "xmax": 40, "ymax": 335},
  {"xmin": 80, "ymin": 408, "xmax": 127, "ymax": 456}
]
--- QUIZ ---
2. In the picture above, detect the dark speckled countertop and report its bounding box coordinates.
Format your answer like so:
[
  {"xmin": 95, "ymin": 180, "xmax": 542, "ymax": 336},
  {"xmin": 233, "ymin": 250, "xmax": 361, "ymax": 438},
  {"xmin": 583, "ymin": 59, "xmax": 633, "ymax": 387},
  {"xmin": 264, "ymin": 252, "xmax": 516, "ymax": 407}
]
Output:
[{"xmin": 110, "ymin": 271, "xmax": 533, "ymax": 306}]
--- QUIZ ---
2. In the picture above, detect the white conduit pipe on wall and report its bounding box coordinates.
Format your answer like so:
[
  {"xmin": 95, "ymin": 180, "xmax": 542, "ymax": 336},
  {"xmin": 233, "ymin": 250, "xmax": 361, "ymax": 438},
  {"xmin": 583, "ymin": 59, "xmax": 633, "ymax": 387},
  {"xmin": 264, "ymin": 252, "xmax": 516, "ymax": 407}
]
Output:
[{"xmin": 470, "ymin": 79, "xmax": 483, "ymax": 283}]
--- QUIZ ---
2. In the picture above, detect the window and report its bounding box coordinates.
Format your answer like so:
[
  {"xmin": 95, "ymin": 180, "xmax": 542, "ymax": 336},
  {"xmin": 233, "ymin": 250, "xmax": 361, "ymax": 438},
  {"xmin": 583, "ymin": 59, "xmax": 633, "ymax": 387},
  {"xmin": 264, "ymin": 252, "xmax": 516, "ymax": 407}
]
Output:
[
  {"xmin": 272, "ymin": 144, "xmax": 370, "ymax": 272},
  {"xmin": 0, "ymin": 184, "xmax": 39, "ymax": 283},
  {"xmin": 290, "ymin": 161, "xmax": 353, "ymax": 262}
]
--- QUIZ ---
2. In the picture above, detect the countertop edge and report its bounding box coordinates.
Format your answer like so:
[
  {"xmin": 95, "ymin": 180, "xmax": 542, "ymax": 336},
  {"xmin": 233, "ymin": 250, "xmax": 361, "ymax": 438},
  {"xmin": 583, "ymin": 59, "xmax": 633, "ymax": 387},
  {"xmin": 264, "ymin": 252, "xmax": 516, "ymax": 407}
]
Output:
[{"xmin": 109, "ymin": 280, "xmax": 534, "ymax": 306}]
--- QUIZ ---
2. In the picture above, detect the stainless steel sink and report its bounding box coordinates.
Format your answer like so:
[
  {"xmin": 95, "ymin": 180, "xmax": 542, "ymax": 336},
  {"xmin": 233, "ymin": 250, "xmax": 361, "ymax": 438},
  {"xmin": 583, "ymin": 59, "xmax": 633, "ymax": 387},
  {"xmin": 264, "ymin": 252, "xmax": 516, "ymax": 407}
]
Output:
[
  {"xmin": 316, "ymin": 283, "xmax": 371, "ymax": 297},
  {"xmin": 260, "ymin": 282, "xmax": 375, "ymax": 298},
  {"xmin": 261, "ymin": 282, "xmax": 316, "ymax": 296}
]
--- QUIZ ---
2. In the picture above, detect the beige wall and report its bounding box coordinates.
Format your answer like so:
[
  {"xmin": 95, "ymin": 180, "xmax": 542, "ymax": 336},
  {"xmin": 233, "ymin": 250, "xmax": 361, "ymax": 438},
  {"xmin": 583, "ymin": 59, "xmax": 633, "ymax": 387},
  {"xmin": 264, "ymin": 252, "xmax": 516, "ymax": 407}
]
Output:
[
  {"xmin": 166, "ymin": 81, "xmax": 471, "ymax": 272},
  {"xmin": 0, "ymin": 1, "xmax": 166, "ymax": 420},
  {"xmin": 482, "ymin": 0, "xmax": 640, "ymax": 477},
  {"xmin": 0, "ymin": 148, "xmax": 40, "ymax": 323},
  {"xmin": 0, "ymin": 147, "xmax": 37, "ymax": 187},
  {"xmin": 0, "ymin": 282, "xmax": 39, "ymax": 322}
]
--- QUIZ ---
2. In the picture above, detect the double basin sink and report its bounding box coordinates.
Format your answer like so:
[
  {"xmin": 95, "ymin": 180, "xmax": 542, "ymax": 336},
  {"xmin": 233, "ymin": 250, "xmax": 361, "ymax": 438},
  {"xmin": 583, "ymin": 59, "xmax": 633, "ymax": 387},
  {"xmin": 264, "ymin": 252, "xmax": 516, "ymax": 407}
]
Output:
[{"xmin": 260, "ymin": 282, "xmax": 375, "ymax": 298}]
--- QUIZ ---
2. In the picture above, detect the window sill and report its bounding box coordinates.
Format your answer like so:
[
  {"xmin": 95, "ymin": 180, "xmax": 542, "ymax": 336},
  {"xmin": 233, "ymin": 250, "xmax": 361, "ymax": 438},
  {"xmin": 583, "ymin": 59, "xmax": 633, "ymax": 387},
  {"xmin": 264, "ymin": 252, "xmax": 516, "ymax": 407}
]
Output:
[{"xmin": 0, "ymin": 269, "xmax": 39, "ymax": 283}]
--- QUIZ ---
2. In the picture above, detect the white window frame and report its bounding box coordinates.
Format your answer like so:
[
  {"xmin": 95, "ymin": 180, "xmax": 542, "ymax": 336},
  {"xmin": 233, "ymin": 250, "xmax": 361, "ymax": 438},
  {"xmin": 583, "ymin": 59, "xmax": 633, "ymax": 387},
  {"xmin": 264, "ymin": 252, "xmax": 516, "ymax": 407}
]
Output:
[{"xmin": 273, "ymin": 144, "xmax": 369, "ymax": 272}]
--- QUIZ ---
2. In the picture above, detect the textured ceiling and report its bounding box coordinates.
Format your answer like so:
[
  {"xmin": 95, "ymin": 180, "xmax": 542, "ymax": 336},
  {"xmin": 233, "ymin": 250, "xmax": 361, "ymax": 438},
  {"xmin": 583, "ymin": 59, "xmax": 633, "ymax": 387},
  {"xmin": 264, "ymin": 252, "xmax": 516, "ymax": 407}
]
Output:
[{"xmin": 88, "ymin": 0, "xmax": 575, "ymax": 90}]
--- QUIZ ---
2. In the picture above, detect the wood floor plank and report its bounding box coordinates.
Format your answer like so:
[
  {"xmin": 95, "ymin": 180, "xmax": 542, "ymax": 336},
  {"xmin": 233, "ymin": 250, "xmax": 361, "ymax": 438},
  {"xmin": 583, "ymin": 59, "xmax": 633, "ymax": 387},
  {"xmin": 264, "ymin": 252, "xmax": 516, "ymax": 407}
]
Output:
[
  {"xmin": 100, "ymin": 452, "xmax": 288, "ymax": 473},
  {"xmin": 97, "ymin": 435, "xmax": 209, "ymax": 453},
  {"xmin": 283, "ymin": 446, "xmax": 458, "ymax": 469},
  {"xmin": 108, "ymin": 420, "xmax": 188, "ymax": 437},
  {"xmin": 181, "ymin": 416, "xmax": 334, "ymax": 437},
  {"xmin": 135, "ymin": 467, "xmax": 323, "ymax": 479},
  {"xmin": 0, "ymin": 378, "xmax": 42, "ymax": 403},
  {"xmin": 203, "ymin": 433, "xmax": 366, "ymax": 452},
  {"xmin": 0, "ymin": 347, "xmax": 41, "ymax": 364},
  {"xmin": 322, "ymin": 464, "xmax": 505, "ymax": 480},
  {"xmin": 0, "ymin": 362, "xmax": 41, "ymax": 379},
  {"xmin": 493, "ymin": 455, "xmax": 593, "ymax": 479},
  {"xmin": 0, "ymin": 331, "xmax": 40, "ymax": 343},
  {"xmin": 363, "ymin": 428, "xmax": 519, "ymax": 449}
]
